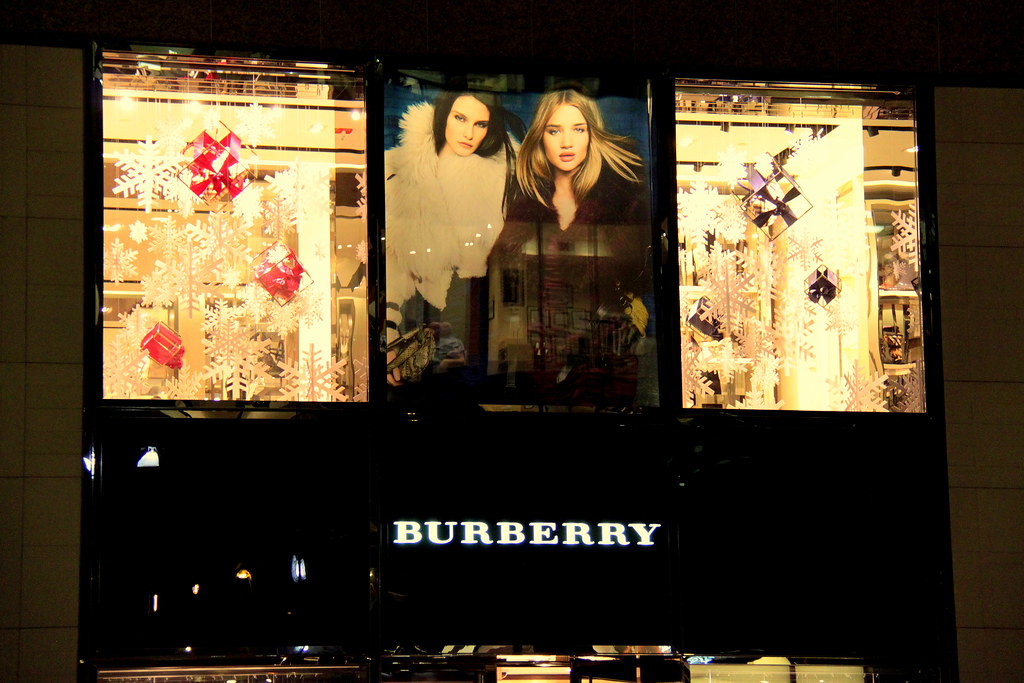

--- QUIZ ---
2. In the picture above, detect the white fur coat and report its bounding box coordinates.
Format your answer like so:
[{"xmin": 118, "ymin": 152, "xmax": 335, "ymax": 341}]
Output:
[{"xmin": 385, "ymin": 102, "xmax": 509, "ymax": 310}]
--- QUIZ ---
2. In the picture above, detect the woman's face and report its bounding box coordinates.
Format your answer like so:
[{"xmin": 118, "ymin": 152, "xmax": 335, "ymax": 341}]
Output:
[
  {"xmin": 542, "ymin": 104, "xmax": 590, "ymax": 174},
  {"xmin": 443, "ymin": 95, "xmax": 491, "ymax": 157}
]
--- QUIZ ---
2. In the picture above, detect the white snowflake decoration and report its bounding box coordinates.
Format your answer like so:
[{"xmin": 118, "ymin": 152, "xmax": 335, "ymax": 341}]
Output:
[
  {"xmin": 233, "ymin": 103, "xmax": 282, "ymax": 146},
  {"xmin": 715, "ymin": 145, "xmax": 748, "ymax": 189},
  {"xmin": 277, "ymin": 344, "xmax": 349, "ymax": 402},
  {"xmin": 112, "ymin": 137, "xmax": 184, "ymax": 213},
  {"xmin": 827, "ymin": 360, "xmax": 889, "ymax": 412},
  {"xmin": 128, "ymin": 220, "xmax": 148, "ymax": 243},
  {"xmin": 102, "ymin": 309, "xmax": 153, "ymax": 399},
  {"xmin": 161, "ymin": 360, "xmax": 206, "ymax": 400},
  {"xmin": 201, "ymin": 301, "xmax": 273, "ymax": 400},
  {"xmin": 104, "ymin": 237, "xmax": 138, "ymax": 283},
  {"xmin": 890, "ymin": 203, "xmax": 919, "ymax": 270},
  {"xmin": 355, "ymin": 172, "xmax": 368, "ymax": 219}
]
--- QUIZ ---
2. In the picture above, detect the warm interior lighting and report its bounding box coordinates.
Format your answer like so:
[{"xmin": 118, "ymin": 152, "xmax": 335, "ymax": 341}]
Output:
[
  {"xmin": 100, "ymin": 50, "xmax": 369, "ymax": 403},
  {"xmin": 676, "ymin": 81, "xmax": 924, "ymax": 412}
]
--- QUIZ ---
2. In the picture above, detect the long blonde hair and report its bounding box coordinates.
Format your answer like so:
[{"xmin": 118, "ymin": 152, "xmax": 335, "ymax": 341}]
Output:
[{"xmin": 516, "ymin": 89, "xmax": 642, "ymax": 207}]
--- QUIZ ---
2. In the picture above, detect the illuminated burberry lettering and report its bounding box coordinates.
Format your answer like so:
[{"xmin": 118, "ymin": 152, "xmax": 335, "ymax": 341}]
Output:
[{"xmin": 393, "ymin": 521, "xmax": 661, "ymax": 546}]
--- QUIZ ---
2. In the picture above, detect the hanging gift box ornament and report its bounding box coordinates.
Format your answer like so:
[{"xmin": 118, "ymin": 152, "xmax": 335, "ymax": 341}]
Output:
[
  {"xmin": 252, "ymin": 241, "xmax": 310, "ymax": 304},
  {"xmin": 686, "ymin": 296, "xmax": 724, "ymax": 340},
  {"xmin": 140, "ymin": 322, "xmax": 185, "ymax": 369},
  {"xmin": 738, "ymin": 157, "xmax": 812, "ymax": 240},
  {"xmin": 180, "ymin": 128, "xmax": 254, "ymax": 202},
  {"xmin": 807, "ymin": 264, "xmax": 842, "ymax": 306}
]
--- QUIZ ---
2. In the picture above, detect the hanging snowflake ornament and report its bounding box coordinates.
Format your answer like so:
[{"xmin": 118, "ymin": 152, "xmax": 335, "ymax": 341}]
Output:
[
  {"xmin": 104, "ymin": 237, "xmax": 138, "ymax": 283},
  {"xmin": 102, "ymin": 309, "xmax": 152, "ymax": 399},
  {"xmin": 112, "ymin": 136, "xmax": 184, "ymax": 213},
  {"xmin": 715, "ymin": 145, "xmax": 748, "ymax": 189},
  {"xmin": 890, "ymin": 202, "xmax": 919, "ymax": 271},
  {"xmin": 233, "ymin": 103, "xmax": 282, "ymax": 146},
  {"xmin": 161, "ymin": 360, "xmax": 206, "ymax": 400},
  {"xmin": 103, "ymin": 329, "xmax": 151, "ymax": 399},
  {"xmin": 828, "ymin": 360, "xmax": 889, "ymax": 412},
  {"xmin": 355, "ymin": 172, "xmax": 368, "ymax": 219},
  {"xmin": 128, "ymin": 220, "xmax": 148, "ymax": 243},
  {"xmin": 201, "ymin": 301, "xmax": 274, "ymax": 400},
  {"xmin": 154, "ymin": 116, "xmax": 197, "ymax": 156},
  {"xmin": 276, "ymin": 344, "xmax": 349, "ymax": 402}
]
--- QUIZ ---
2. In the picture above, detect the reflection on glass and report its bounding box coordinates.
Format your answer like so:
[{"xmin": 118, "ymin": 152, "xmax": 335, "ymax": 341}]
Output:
[
  {"xmin": 384, "ymin": 71, "xmax": 658, "ymax": 410},
  {"xmin": 675, "ymin": 82, "xmax": 924, "ymax": 412},
  {"xmin": 100, "ymin": 50, "xmax": 368, "ymax": 402}
]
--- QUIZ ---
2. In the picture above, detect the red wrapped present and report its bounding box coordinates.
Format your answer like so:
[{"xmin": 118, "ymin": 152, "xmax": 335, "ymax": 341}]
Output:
[
  {"xmin": 181, "ymin": 129, "xmax": 252, "ymax": 201},
  {"xmin": 140, "ymin": 322, "xmax": 185, "ymax": 369},
  {"xmin": 252, "ymin": 241, "xmax": 309, "ymax": 304}
]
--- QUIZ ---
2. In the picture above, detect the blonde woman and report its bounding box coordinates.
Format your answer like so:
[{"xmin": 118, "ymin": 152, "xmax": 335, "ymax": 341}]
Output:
[{"xmin": 488, "ymin": 88, "xmax": 654, "ymax": 406}]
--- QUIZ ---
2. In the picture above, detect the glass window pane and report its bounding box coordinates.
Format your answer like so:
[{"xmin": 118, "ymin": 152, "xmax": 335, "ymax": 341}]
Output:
[
  {"xmin": 384, "ymin": 71, "xmax": 659, "ymax": 411},
  {"xmin": 100, "ymin": 50, "xmax": 368, "ymax": 402},
  {"xmin": 675, "ymin": 81, "xmax": 924, "ymax": 411}
]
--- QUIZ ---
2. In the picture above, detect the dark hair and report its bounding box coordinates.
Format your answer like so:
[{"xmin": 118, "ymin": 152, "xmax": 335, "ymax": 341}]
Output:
[
  {"xmin": 431, "ymin": 91, "xmax": 518, "ymax": 158},
  {"xmin": 431, "ymin": 90, "xmax": 525, "ymax": 209}
]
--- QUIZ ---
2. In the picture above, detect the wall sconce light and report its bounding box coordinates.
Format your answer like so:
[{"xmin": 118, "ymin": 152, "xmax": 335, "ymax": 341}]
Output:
[{"xmin": 137, "ymin": 446, "xmax": 160, "ymax": 468}]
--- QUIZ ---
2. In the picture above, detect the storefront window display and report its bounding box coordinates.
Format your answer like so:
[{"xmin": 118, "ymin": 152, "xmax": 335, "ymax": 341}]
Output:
[
  {"xmin": 383, "ymin": 70, "xmax": 659, "ymax": 410},
  {"xmin": 96, "ymin": 665, "xmax": 366, "ymax": 682},
  {"xmin": 100, "ymin": 50, "xmax": 368, "ymax": 402},
  {"xmin": 675, "ymin": 81, "xmax": 924, "ymax": 411}
]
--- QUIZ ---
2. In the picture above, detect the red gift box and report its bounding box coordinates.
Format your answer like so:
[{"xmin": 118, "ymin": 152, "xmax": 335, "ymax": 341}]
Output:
[
  {"xmin": 252, "ymin": 242, "xmax": 309, "ymax": 304},
  {"xmin": 181, "ymin": 129, "xmax": 251, "ymax": 201},
  {"xmin": 140, "ymin": 322, "xmax": 185, "ymax": 369}
]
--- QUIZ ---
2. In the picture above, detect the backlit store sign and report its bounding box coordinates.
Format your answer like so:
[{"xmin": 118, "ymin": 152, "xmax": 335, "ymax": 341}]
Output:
[{"xmin": 393, "ymin": 521, "xmax": 661, "ymax": 546}]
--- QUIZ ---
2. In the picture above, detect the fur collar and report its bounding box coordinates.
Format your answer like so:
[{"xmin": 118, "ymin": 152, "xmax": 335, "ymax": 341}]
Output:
[{"xmin": 385, "ymin": 102, "xmax": 510, "ymax": 309}]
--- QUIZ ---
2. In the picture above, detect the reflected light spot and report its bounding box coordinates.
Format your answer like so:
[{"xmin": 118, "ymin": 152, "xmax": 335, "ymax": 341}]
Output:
[{"xmin": 192, "ymin": 584, "xmax": 200, "ymax": 595}]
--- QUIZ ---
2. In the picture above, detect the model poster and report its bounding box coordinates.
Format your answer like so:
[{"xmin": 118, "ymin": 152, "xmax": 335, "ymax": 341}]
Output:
[{"xmin": 383, "ymin": 69, "xmax": 658, "ymax": 409}]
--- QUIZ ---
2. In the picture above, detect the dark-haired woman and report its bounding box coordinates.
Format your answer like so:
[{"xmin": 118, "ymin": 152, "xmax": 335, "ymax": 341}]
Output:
[{"xmin": 385, "ymin": 91, "xmax": 520, "ymax": 384}]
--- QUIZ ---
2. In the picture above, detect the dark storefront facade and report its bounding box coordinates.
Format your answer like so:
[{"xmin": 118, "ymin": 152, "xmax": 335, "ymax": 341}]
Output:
[{"xmin": 78, "ymin": 45, "xmax": 953, "ymax": 683}]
